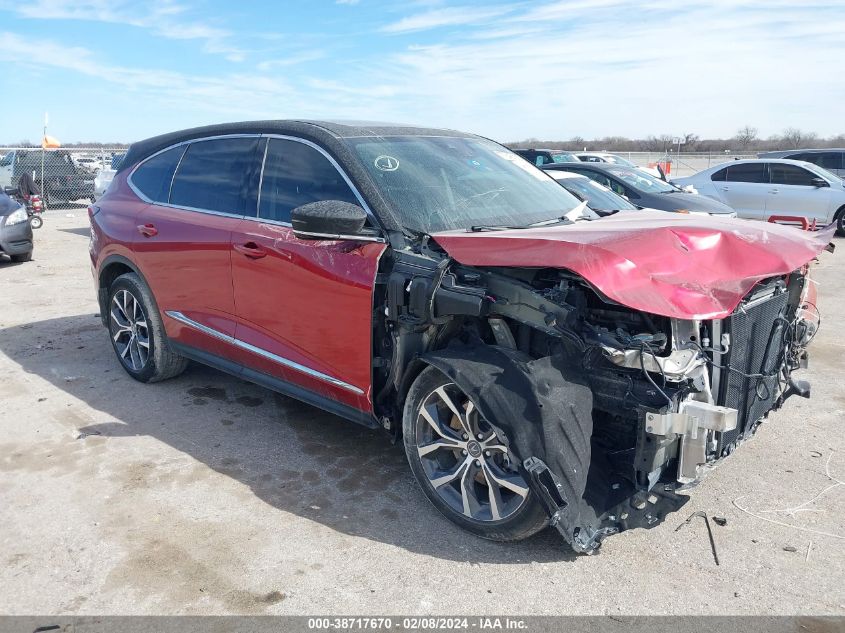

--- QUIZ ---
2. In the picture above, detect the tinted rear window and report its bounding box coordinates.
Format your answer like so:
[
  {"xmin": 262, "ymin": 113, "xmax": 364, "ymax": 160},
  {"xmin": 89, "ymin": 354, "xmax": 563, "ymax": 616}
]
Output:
[
  {"xmin": 131, "ymin": 146, "xmax": 185, "ymax": 203},
  {"xmin": 170, "ymin": 137, "xmax": 258, "ymax": 214},
  {"xmin": 725, "ymin": 163, "xmax": 767, "ymax": 183},
  {"xmin": 259, "ymin": 138, "xmax": 359, "ymax": 223}
]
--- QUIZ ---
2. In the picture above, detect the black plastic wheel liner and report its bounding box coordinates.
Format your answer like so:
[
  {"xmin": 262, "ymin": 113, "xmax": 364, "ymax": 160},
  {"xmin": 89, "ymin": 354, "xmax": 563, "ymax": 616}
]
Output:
[{"xmin": 421, "ymin": 344, "xmax": 600, "ymax": 551}]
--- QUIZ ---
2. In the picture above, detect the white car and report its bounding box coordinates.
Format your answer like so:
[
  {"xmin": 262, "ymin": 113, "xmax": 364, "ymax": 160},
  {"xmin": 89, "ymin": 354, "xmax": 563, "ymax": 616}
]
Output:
[
  {"xmin": 93, "ymin": 153, "xmax": 125, "ymax": 200},
  {"xmin": 674, "ymin": 158, "xmax": 845, "ymax": 235},
  {"xmin": 575, "ymin": 152, "xmax": 662, "ymax": 178}
]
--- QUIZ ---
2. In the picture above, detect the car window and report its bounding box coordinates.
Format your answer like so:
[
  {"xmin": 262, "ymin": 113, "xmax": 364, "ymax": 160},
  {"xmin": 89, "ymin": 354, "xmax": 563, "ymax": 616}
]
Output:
[
  {"xmin": 725, "ymin": 163, "xmax": 767, "ymax": 183},
  {"xmin": 170, "ymin": 137, "xmax": 258, "ymax": 214},
  {"xmin": 814, "ymin": 152, "xmax": 843, "ymax": 170},
  {"xmin": 769, "ymin": 163, "xmax": 817, "ymax": 186},
  {"xmin": 0, "ymin": 152, "xmax": 12, "ymax": 167},
  {"xmin": 348, "ymin": 135, "xmax": 581, "ymax": 234},
  {"xmin": 606, "ymin": 155, "xmax": 638, "ymax": 168},
  {"xmin": 711, "ymin": 167, "xmax": 728, "ymax": 181},
  {"xmin": 131, "ymin": 146, "xmax": 186, "ymax": 203},
  {"xmin": 609, "ymin": 168, "xmax": 675, "ymax": 193},
  {"xmin": 556, "ymin": 177, "xmax": 636, "ymax": 211},
  {"xmin": 259, "ymin": 138, "xmax": 360, "ymax": 223}
]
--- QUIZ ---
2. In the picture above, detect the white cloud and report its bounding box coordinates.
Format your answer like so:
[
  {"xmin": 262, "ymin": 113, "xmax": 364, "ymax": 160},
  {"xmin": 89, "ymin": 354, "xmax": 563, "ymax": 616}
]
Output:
[
  {"xmin": 1, "ymin": 1, "xmax": 844, "ymax": 141},
  {"xmin": 9, "ymin": 0, "xmax": 247, "ymax": 61},
  {"xmin": 381, "ymin": 5, "xmax": 513, "ymax": 33}
]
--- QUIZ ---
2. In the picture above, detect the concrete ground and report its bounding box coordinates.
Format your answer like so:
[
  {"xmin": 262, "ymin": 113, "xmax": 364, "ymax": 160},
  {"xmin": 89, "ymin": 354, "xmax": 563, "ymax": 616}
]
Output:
[{"xmin": 0, "ymin": 212, "xmax": 843, "ymax": 616}]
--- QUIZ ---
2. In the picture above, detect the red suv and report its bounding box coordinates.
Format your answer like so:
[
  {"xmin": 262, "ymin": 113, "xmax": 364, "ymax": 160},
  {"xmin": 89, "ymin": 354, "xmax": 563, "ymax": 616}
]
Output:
[{"xmin": 90, "ymin": 121, "xmax": 831, "ymax": 553}]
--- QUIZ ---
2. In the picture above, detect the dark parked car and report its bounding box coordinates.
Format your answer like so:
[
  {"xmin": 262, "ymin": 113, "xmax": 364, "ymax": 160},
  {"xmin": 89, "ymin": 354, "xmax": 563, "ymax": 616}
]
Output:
[
  {"xmin": 90, "ymin": 120, "xmax": 830, "ymax": 553},
  {"xmin": 542, "ymin": 162, "xmax": 736, "ymax": 216},
  {"xmin": 0, "ymin": 190, "xmax": 34, "ymax": 262},
  {"xmin": 0, "ymin": 149, "xmax": 95, "ymax": 205},
  {"xmin": 512, "ymin": 148, "xmax": 580, "ymax": 166},
  {"xmin": 758, "ymin": 149, "xmax": 845, "ymax": 178},
  {"xmin": 545, "ymin": 170, "xmax": 640, "ymax": 215}
]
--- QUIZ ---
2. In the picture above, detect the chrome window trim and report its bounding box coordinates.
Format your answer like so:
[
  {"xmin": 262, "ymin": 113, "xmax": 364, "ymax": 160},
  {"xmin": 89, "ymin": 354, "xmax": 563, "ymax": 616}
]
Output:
[{"xmin": 165, "ymin": 310, "xmax": 365, "ymax": 395}]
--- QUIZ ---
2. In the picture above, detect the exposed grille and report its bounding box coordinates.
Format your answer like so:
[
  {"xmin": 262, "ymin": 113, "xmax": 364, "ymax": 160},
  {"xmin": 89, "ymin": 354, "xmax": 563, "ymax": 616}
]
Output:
[{"xmin": 715, "ymin": 288, "xmax": 789, "ymax": 454}]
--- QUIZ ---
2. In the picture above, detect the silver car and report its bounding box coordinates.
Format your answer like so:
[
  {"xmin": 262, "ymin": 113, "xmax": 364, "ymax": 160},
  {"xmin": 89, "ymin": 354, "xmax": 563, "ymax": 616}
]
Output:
[{"xmin": 673, "ymin": 158, "xmax": 845, "ymax": 235}]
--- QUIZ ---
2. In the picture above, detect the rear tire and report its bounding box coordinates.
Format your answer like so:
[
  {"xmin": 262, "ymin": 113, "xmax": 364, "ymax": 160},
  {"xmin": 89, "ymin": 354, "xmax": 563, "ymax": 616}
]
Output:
[
  {"xmin": 835, "ymin": 206, "xmax": 845, "ymax": 237},
  {"xmin": 107, "ymin": 272, "xmax": 188, "ymax": 383},
  {"xmin": 10, "ymin": 251, "xmax": 32, "ymax": 263},
  {"xmin": 402, "ymin": 366, "xmax": 548, "ymax": 542},
  {"xmin": 30, "ymin": 215, "xmax": 43, "ymax": 229}
]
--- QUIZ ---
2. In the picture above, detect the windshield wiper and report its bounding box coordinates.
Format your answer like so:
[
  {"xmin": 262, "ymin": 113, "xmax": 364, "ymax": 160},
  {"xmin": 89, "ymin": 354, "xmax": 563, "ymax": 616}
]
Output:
[{"xmin": 467, "ymin": 201, "xmax": 593, "ymax": 232}]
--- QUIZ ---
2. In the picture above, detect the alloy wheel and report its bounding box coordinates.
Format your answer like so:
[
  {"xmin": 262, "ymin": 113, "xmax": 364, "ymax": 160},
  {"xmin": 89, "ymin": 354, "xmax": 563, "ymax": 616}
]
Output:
[
  {"xmin": 415, "ymin": 383, "xmax": 530, "ymax": 522},
  {"xmin": 110, "ymin": 289, "xmax": 150, "ymax": 372}
]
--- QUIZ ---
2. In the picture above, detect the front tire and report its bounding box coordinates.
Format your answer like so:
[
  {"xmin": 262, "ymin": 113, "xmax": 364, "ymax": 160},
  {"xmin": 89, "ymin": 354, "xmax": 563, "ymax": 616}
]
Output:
[
  {"xmin": 402, "ymin": 366, "xmax": 548, "ymax": 541},
  {"xmin": 107, "ymin": 273, "xmax": 188, "ymax": 383},
  {"xmin": 10, "ymin": 251, "xmax": 32, "ymax": 263},
  {"xmin": 30, "ymin": 215, "xmax": 43, "ymax": 229}
]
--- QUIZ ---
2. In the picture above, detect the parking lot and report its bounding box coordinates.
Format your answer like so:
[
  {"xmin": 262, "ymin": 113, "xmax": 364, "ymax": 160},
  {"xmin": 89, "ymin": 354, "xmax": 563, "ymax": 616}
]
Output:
[{"xmin": 0, "ymin": 212, "xmax": 843, "ymax": 615}]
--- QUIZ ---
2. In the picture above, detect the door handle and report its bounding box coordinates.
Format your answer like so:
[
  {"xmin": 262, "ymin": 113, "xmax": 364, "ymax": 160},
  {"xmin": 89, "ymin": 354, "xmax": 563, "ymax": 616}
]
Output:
[
  {"xmin": 234, "ymin": 242, "xmax": 267, "ymax": 259},
  {"xmin": 720, "ymin": 187, "xmax": 729, "ymax": 191},
  {"xmin": 769, "ymin": 189, "xmax": 779, "ymax": 194},
  {"xmin": 137, "ymin": 223, "xmax": 158, "ymax": 237}
]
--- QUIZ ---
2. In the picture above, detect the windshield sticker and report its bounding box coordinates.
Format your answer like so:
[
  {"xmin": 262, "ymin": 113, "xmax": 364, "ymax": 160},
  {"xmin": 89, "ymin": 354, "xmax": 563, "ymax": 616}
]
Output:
[{"xmin": 374, "ymin": 155, "xmax": 400, "ymax": 172}]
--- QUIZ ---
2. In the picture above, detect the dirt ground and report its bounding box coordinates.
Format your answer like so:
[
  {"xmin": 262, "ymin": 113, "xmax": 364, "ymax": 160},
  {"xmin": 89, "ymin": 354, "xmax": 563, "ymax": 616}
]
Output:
[{"xmin": 0, "ymin": 211, "xmax": 843, "ymax": 616}]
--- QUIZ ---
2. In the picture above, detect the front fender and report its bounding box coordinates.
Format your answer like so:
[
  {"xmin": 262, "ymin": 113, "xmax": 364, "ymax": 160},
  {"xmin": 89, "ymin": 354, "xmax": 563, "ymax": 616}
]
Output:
[{"xmin": 420, "ymin": 344, "xmax": 602, "ymax": 552}]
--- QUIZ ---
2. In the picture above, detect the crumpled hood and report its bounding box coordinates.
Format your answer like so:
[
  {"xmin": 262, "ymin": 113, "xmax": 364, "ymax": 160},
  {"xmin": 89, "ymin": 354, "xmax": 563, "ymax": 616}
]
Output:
[{"xmin": 432, "ymin": 211, "xmax": 835, "ymax": 320}]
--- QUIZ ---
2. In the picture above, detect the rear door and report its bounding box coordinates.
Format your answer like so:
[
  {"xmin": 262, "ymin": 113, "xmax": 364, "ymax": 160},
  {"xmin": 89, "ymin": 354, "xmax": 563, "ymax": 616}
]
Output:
[
  {"xmin": 230, "ymin": 136, "xmax": 386, "ymax": 413},
  {"xmin": 130, "ymin": 136, "xmax": 260, "ymax": 357},
  {"xmin": 714, "ymin": 162, "xmax": 769, "ymax": 219},
  {"xmin": 767, "ymin": 163, "xmax": 832, "ymax": 224}
]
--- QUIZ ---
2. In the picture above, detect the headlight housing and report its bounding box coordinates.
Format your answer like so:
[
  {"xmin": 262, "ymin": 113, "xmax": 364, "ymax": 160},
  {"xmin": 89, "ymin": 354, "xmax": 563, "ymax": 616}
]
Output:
[{"xmin": 5, "ymin": 206, "xmax": 28, "ymax": 226}]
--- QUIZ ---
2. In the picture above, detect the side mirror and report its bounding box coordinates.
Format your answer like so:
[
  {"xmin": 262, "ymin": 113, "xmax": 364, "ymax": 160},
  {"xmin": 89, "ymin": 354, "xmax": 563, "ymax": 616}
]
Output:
[
  {"xmin": 811, "ymin": 177, "xmax": 829, "ymax": 188},
  {"xmin": 291, "ymin": 200, "xmax": 370, "ymax": 240},
  {"xmin": 3, "ymin": 186, "xmax": 18, "ymax": 196}
]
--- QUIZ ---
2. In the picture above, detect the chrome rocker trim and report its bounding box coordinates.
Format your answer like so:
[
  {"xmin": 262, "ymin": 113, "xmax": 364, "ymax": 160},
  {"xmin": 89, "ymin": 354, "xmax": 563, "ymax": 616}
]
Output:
[{"xmin": 165, "ymin": 310, "xmax": 364, "ymax": 395}]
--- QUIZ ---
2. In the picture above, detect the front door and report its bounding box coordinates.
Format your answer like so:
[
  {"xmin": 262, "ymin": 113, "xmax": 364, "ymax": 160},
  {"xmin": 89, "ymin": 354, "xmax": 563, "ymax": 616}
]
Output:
[
  {"xmin": 766, "ymin": 163, "xmax": 832, "ymax": 225},
  {"xmin": 230, "ymin": 136, "xmax": 385, "ymax": 413}
]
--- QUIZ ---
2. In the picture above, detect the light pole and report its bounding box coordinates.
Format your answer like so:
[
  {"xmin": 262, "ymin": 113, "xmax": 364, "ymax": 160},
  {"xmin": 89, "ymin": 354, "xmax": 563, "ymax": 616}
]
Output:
[{"xmin": 41, "ymin": 112, "xmax": 47, "ymax": 209}]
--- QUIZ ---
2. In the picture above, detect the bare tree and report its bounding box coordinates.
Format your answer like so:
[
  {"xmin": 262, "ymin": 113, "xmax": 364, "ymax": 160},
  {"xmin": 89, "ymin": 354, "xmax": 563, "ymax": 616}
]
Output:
[
  {"xmin": 780, "ymin": 127, "xmax": 818, "ymax": 149},
  {"xmin": 734, "ymin": 125, "xmax": 758, "ymax": 149},
  {"xmin": 682, "ymin": 133, "xmax": 700, "ymax": 151}
]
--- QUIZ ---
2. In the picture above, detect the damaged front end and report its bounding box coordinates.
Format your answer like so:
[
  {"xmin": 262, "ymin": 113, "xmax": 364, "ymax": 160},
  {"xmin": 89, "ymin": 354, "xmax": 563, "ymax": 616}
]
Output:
[{"xmin": 374, "ymin": 236, "xmax": 825, "ymax": 553}]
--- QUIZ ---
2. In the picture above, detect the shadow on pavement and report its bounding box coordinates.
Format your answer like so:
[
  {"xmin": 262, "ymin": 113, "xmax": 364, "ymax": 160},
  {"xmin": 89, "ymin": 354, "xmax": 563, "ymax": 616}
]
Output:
[{"xmin": 0, "ymin": 313, "xmax": 577, "ymax": 564}]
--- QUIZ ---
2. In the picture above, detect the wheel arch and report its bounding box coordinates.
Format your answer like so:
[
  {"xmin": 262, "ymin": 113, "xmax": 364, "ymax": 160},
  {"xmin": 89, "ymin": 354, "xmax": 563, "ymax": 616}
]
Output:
[{"xmin": 97, "ymin": 255, "xmax": 155, "ymax": 327}]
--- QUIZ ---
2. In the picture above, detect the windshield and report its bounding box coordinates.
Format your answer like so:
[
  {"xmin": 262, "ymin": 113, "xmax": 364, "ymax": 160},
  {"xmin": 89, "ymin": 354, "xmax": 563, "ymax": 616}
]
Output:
[
  {"xmin": 609, "ymin": 167, "xmax": 677, "ymax": 193},
  {"xmin": 554, "ymin": 176, "xmax": 637, "ymax": 211},
  {"xmin": 810, "ymin": 165, "xmax": 842, "ymax": 183},
  {"xmin": 604, "ymin": 155, "xmax": 637, "ymax": 168},
  {"xmin": 552, "ymin": 152, "xmax": 580, "ymax": 163},
  {"xmin": 348, "ymin": 136, "xmax": 581, "ymax": 233}
]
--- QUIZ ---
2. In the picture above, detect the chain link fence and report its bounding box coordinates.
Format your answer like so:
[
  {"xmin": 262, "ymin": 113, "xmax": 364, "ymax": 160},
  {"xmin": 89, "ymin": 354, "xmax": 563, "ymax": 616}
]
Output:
[
  {"xmin": 0, "ymin": 145, "xmax": 758, "ymax": 210},
  {"xmin": 604, "ymin": 151, "xmax": 758, "ymax": 178},
  {"xmin": 0, "ymin": 146, "xmax": 127, "ymax": 209}
]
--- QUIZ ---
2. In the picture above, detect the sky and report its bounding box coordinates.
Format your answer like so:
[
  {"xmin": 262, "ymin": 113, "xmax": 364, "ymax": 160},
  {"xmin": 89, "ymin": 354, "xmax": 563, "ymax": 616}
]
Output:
[{"xmin": 0, "ymin": 0, "xmax": 843, "ymax": 144}]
